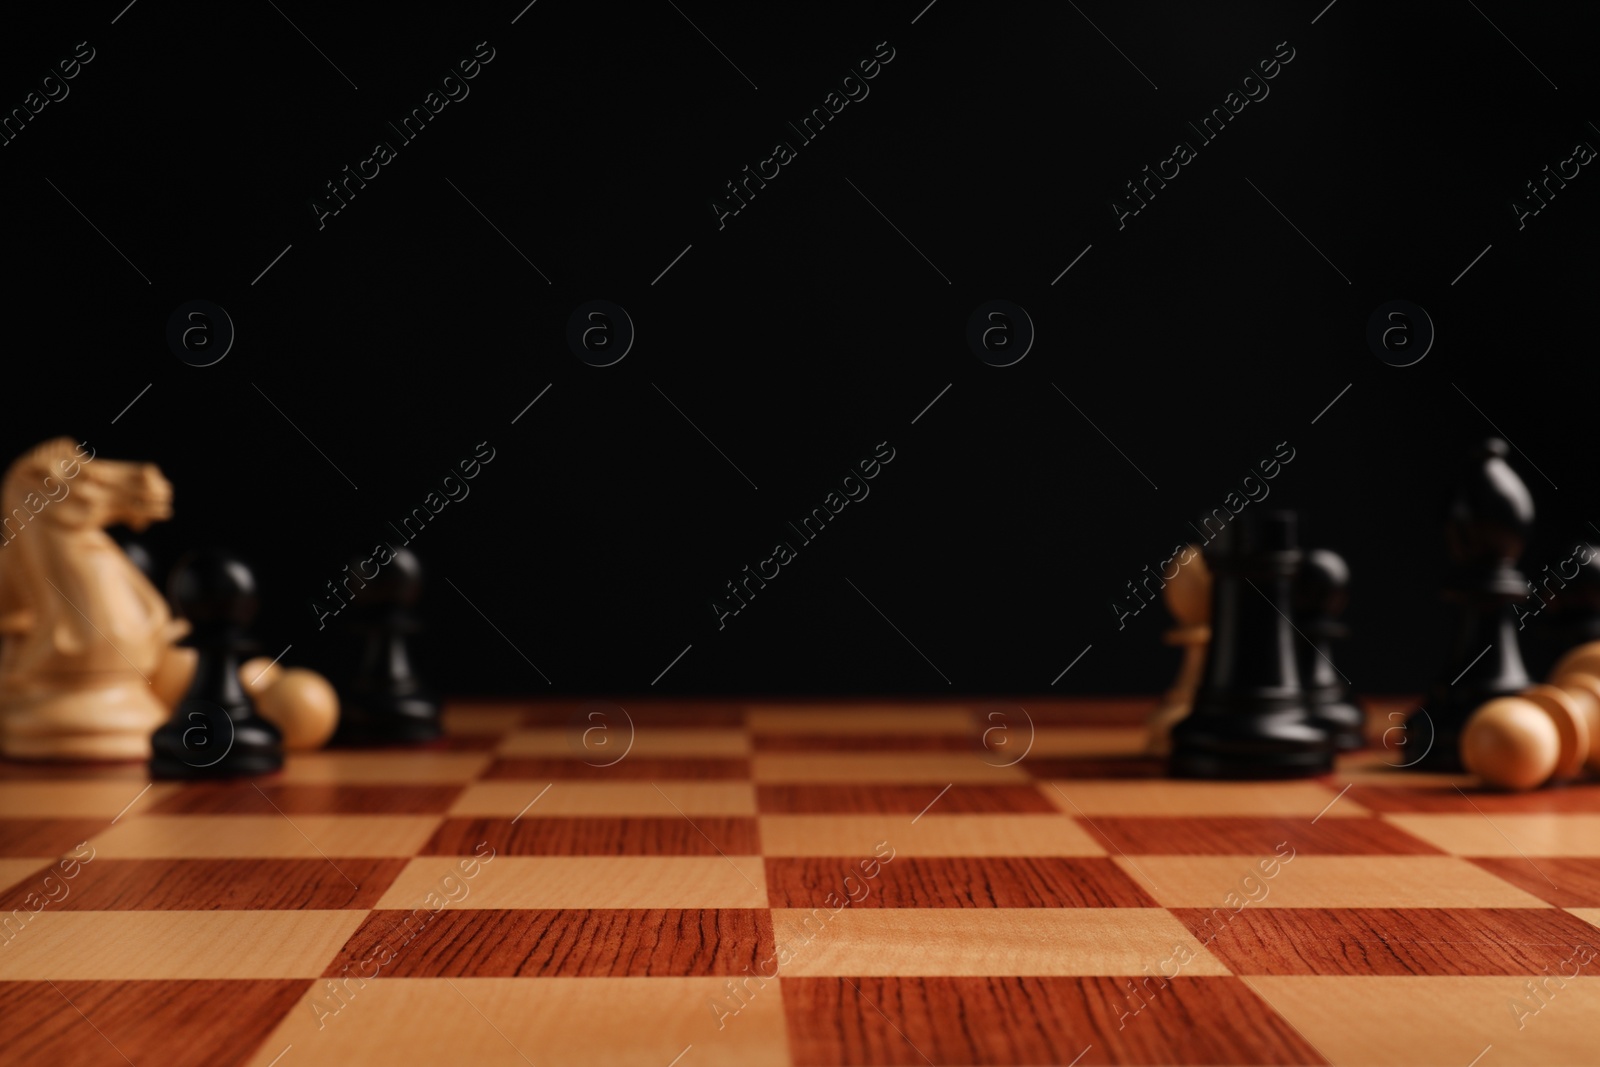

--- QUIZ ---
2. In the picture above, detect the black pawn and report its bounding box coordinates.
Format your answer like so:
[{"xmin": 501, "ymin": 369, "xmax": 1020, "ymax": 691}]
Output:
[
  {"xmin": 1170, "ymin": 510, "xmax": 1335, "ymax": 779},
  {"xmin": 150, "ymin": 549, "xmax": 283, "ymax": 778},
  {"xmin": 1404, "ymin": 439, "xmax": 1534, "ymax": 771},
  {"xmin": 1293, "ymin": 548, "xmax": 1365, "ymax": 751},
  {"xmin": 332, "ymin": 546, "xmax": 440, "ymax": 746}
]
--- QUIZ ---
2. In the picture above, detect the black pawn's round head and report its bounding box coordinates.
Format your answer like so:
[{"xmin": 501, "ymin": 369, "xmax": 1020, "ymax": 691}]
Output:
[
  {"xmin": 349, "ymin": 545, "xmax": 423, "ymax": 614},
  {"xmin": 1294, "ymin": 548, "xmax": 1350, "ymax": 618},
  {"xmin": 168, "ymin": 548, "xmax": 259, "ymax": 634}
]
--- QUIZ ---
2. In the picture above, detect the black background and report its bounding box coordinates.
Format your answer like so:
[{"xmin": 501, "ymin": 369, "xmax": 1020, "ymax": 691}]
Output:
[{"xmin": 1, "ymin": 1, "xmax": 1594, "ymax": 697}]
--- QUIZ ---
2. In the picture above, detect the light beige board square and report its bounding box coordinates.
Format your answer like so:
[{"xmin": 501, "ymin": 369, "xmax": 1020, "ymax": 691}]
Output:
[
  {"xmin": 449, "ymin": 781, "xmax": 757, "ymax": 817},
  {"xmin": 751, "ymin": 753, "xmax": 1029, "ymax": 784},
  {"xmin": 759, "ymin": 815, "xmax": 1105, "ymax": 857},
  {"xmin": 278, "ymin": 752, "xmax": 490, "ymax": 783},
  {"xmin": 0, "ymin": 781, "xmax": 176, "ymax": 818},
  {"xmin": 746, "ymin": 706, "xmax": 976, "ymax": 734},
  {"xmin": 1121, "ymin": 855, "xmax": 1550, "ymax": 909},
  {"xmin": 497, "ymin": 728, "xmax": 751, "ymax": 757},
  {"xmin": 1331, "ymin": 765, "xmax": 1480, "ymax": 786},
  {"xmin": 1028, "ymin": 727, "xmax": 1147, "ymax": 757},
  {"xmin": 1043, "ymin": 780, "xmax": 1368, "ymax": 817},
  {"xmin": 768, "ymin": 908, "xmax": 1228, "ymax": 977},
  {"xmin": 0, "ymin": 858, "xmax": 51, "ymax": 894},
  {"xmin": 88, "ymin": 815, "xmax": 441, "ymax": 858},
  {"xmin": 1385, "ymin": 814, "xmax": 1600, "ymax": 856},
  {"xmin": 0, "ymin": 910, "xmax": 363, "ymax": 979},
  {"xmin": 440, "ymin": 706, "xmax": 525, "ymax": 735},
  {"xmin": 1245, "ymin": 976, "xmax": 1600, "ymax": 1067},
  {"xmin": 247, "ymin": 977, "xmax": 792, "ymax": 1067},
  {"xmin": 1328, "ymin": 748, "xmax": 1478, "ymax": 787},
  {"xmin": 376, "ymin": 855, "xmax": 768, "ymax": 909},
  {"xmin": 1569, "ymin": 908, "xmax": 1600, "ymax": 931}
]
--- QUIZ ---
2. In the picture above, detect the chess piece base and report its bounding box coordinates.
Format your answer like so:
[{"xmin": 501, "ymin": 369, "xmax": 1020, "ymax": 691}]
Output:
[
  {"xmin": 1308, "ymin": 690, "xmax": 1366, "ymax": 751},
  {"xmin": 1170, "ymin": 703, "xmax": 1336, "ymax": 779},
  {"xmin": 0, "ymin": 677, "xmax": 166, "ymax": 761},
  {"xmin": 149, "ymin": 698, "xmax": 284, "ymax": 779}
]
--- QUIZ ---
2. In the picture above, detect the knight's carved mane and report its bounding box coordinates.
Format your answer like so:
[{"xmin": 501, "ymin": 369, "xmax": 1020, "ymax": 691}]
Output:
[
  {"xmin": 0, "ymin": 437, "xmax": 82, "ymax": 620},
  {"xmin": 0, "ymin": 437, "xmax": 79, "ymax": 515}
]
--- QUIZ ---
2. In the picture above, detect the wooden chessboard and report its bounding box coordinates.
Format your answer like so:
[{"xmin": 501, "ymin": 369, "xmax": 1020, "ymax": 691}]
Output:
[{"xmin": 2, "ymin": 698, "xmax": 1598, "ymax": 1067}]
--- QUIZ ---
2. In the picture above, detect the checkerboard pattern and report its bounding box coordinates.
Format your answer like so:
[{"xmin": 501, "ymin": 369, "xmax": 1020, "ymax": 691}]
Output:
[{"xmin": 2, "ymin": 698, "xmax": 1598, "ymax": 1066}]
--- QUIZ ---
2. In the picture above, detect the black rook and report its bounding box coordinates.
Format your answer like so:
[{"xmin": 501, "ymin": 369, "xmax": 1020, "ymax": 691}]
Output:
[{"xmin": 1171, "ymin": 509, "xmax": 1335, "ymax": 779}]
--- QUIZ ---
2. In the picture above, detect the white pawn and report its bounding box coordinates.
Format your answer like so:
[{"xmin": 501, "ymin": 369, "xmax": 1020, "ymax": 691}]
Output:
[
  {"xmin": 1144, "ymin": 546, "xmax": 1211, "ymax": 756},
  {"xmin": 1460, "ymin": 698, "xmax": 1561, "ymax": 791},
  {"xmin": 240, "ymin": 659, "xmax": 339, "ymax": 751},
  {"xmin": 1518, "ymin": 684, "xmax": 1590, "ymax": 780},
  {"xmin": 1545, "ymin": 643, "xmax": 1600, "ymax": 771},
  {"xmin": 1557, "ymin": 672, "xmax": 1600, "ymax": 770}
]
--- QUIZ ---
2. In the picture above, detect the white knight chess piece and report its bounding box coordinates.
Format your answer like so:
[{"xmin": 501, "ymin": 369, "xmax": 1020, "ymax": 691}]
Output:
[{"xmin": 0, "ymin": 438, "xmax": 190, "ymax": 760}]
